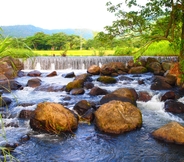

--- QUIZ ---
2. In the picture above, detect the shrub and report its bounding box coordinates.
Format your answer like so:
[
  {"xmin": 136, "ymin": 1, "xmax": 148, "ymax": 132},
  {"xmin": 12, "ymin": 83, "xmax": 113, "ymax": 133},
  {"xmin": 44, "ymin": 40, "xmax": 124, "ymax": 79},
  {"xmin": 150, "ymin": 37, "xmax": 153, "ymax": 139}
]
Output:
[{"xmin": 114, "ymin": 47, "xmax": 133, "ymax": 56}]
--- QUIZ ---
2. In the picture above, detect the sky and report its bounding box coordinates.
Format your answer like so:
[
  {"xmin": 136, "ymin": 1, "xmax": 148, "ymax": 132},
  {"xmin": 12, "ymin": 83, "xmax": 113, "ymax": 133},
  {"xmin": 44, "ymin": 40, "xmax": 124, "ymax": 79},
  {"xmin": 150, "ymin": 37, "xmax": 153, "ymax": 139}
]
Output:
[{"xmin": 0, "ymin": 0, "xmax": 121, "ymax": 31}]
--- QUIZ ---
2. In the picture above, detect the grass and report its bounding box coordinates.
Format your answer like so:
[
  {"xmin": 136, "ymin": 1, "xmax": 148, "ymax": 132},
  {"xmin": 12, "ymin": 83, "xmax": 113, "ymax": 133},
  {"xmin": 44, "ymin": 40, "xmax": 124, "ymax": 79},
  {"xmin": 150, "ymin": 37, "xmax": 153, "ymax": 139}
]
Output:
[
  {"xmin": 1, "ymin": 48, "xmax": 38, "ymax": 58},
  {"xmin": 33, "ymin": 49, "xmax": 115, "ymax": 56},
  {"xmin": 143, "ymin": 41, "xmax": 179, "ymax": 56}
]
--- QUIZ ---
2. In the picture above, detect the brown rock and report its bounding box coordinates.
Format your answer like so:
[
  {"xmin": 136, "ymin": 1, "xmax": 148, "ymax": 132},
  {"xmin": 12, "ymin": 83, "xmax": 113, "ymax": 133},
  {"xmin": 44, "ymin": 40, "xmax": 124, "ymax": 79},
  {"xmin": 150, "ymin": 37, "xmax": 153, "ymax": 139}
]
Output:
[
  {"xmin": 19, "ymin": 110, "xmax": 34, "ymax": 119},
  {"xmin": 0, "ymin": 56, "xmax": 23, "ymax": 71},
  {"xmin": 73, "ymin": 100, "xmax": 92, "ymax": 116},
  {"xmin": 65, "ymin": 79, "xmax": 84, "ymax": 92},
  {"xmin": 95, "ymin": 100, "xmax": 142, "ymax": 134},
  {"xmin": 87, "ymin": 65, "xmax": 100, "ymax": 75},
  {"xmin": 150, "ymin": 76, "xmax": 173, "ymax": 90},
  {"xmin": 162, "ymin": 62, "xmax": 172, "ymax": 71},
  {"xmin": 89, "ymin": 86, "xmax": 108, "ymax": 96},
  {"xmin": 168, "ymin": 62, "xmax": 182, "ymax": 86},
  {"xmin": 138, "ymin": 91, "xmax": 152, "ymax": 102},
  {"xmin": 97, "ymin": 76, "xmax": 117, "ymax": 84},
  {"xmin": 0, "ymin": 79, "xmax": 23, "ymax": 92},
  {"xmin": 100, "ymin": 62, "xmax": 126, "ymax": 76},
  {"xmin": 0, "ymin": 56, "xmax": 23, "ymax": 79},
  {"xmin": 27, "ymin": 78, "xmax": 42, "ymax": 88},
  {"xmin": 164, "ymin": 100, "xmax": 184, "ymax": 113},
  {"xmin": 30, "ymin": 102, "xmax": 78, "ymax": 134},
  {"xmin": 112, "ymin": 88, "xmax": 138, "ymax": 104},
  {"xmin": 161, "ymin": 91, "xmax": 175, "ymax": 101},
  {"xmin": 84, "ymin": 82, "xmax": 94, "ymax": 89},
  {"xmin": 34, "ymin": 84, "xmax": 65, "ymax": 92},
  {"xmin": 100, "ymin": 93, "xmax": 136, "ymax": 106},
  {"xmin": 70, "ymin": 88, "xmax": 85, "ymax": 95},
  {"xmin": 46, "ymin": 71, "xmax": 57, "ymax": 77},
  {"xmin": 152, "ymin": 122, "xmax": 184, "ymax": 144},
  {"xmin": 147, "ymin": 61, "xmax": 163, "ymax": 74},
  {"xmin": 27, "ymin": 70, "xmax": 41, "ymax": 77},
  {"xmin": 62, "ymin": 72, "xmax": 75, "ymax": 78},
  {"xmin": 128, "ymin": 66, "xmax": 147, "ymax": 74}
]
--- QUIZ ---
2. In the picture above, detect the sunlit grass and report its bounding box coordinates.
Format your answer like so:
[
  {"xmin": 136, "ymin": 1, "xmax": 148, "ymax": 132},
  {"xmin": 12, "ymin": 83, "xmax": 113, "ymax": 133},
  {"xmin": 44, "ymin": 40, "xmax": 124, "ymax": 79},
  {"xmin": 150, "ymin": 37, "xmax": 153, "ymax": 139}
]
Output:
[
  {"xmin": 143, "ymin": 41, "xmax": 179, "ymax": 56},
  {"xmin": 33, "ymin": 50, "xmax": 115, "ymax": 56},
  {"xmin": 1, "ymin": 48, "xmax": 38, "ymax": 58}
]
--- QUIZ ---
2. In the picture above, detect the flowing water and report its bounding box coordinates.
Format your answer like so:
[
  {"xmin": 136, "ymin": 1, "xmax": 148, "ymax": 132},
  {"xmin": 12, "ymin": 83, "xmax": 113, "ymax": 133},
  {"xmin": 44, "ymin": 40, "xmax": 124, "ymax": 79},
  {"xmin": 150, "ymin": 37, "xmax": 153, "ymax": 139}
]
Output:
[
  {"xmin": 22, "ymin": 56, "xmax": 178, "ymax": 70},
  {"xmin": 1, "ymin": 56, "xmax": 184, "ymax": 162}
]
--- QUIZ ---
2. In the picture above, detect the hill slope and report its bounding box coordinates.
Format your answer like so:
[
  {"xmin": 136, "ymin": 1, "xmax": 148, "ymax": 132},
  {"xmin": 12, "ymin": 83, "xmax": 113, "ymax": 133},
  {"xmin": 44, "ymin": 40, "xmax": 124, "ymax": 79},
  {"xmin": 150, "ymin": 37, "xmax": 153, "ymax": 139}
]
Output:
[{"xmin": 0, "ymin": 25, "xmax": 94, "ymax": 39}]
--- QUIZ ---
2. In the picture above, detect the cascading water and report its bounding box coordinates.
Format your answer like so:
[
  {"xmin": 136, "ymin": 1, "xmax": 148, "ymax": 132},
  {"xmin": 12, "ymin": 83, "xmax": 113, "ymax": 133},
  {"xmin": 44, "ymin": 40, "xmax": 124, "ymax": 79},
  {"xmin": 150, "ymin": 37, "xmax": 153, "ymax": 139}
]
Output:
[
  {"xmin": 22, "ymin": 56, "xmax": 179, "ymax": 70},
  {"xmin": 1, "ymin": 56, "xmax": 184, "ymax": 162}
]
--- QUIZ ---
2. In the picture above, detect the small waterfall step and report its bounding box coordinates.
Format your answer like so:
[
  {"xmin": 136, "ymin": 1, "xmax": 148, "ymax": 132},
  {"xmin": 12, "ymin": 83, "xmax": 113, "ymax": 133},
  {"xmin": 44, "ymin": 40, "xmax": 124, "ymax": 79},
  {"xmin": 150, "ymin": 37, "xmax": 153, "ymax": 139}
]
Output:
[{"xmin": 22, "ymin": 56, "xmax": 178, "ymax": 70}]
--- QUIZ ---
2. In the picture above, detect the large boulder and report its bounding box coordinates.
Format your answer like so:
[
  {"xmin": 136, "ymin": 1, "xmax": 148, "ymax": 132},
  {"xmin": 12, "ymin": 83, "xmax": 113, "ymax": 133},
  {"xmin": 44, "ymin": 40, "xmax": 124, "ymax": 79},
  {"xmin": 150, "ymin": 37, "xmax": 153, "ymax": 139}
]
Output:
[
  {"xmin": 147, "ymin": 61, "xmax": 163, "ymax": 74},
  {"xmin": 0, "ymin": 61, "xmax": 15, "ymax": 79},
  {"xmin": 94, "ymin": 100, "xmax": 142, "ymax": 134},
  {"xmin": 0, "ymin": 56, "xmax": 24, "ymax": 79},
  {"xmin": 112, "ymin": 88, "xmax": 138, "ymax": 104},
  {"xmin": 65, "ymin": 79, "xmax": 84, "ymax": 92},
  {"xmin": 0, "ymin": 56, "xmax": 23, "ymax": 71},
  {"xmin": 100, "ymin": 88, "xmax": 138, "ymax": 106},
  {"xmin": 167, "ymin": 62, "xmax": 182, "ymax": 86},
  {"xmin": 87, "ymin": 65, "xmax": 100, "ymax": 75},
  {"xmin": 0, "ymin": 76, "xmax": 23, "ymax": 92},
  {"xmin": 100, "ymin": 93, "xmax": 136, "ymax": 106},
  {"xmin": 30, "ymin": 102, "xmax": 78, "ymax": 134},
  {"xmin": 164, "ymin": 100, "xmax": 184, "ymax": 113},
  {"xmin": 150, "ymin": 76, "xmax": 173, "ymax": 90},
  {"xmin": 161, "ymin": 91, "xmax": 176, "ymax": 101},
  {"xmin": 152, "ymin": 121, "xmax": 184, "ymax": 144},
  {"xmin": 100, "ymin": 62, "xmax": 127, "ymax": 76},
  {"xmin": 128, "ymin": 66, "xmax": 147, "ymax": 74}
]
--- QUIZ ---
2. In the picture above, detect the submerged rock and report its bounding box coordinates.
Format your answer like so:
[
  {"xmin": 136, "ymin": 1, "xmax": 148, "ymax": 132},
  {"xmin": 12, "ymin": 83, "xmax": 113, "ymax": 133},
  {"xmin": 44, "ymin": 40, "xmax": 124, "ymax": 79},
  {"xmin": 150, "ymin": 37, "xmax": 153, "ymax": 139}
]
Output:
[
  {"xmin": 94, "ymin": 100, "xmax": 142, "ymax": 134},
  {"xmin": 164, "ymin": 100, "xmax": 184, "ymax": 113},
  {"xmin": 27, "ymin": 70, "xmax": 42, "ymax": 77},
  {"xmin": 89, "ymin": 86, "xmax": 108, "ymax": 96},
  {"xmin": 27, "ymin": 78, "xmax": 42, "ymax": 88},
  {"xmin": 30, "ymin": 102, "xmax": 78, "ymax": 134},
  {"xmin": 46, "ymin": 71, "xmax": 57, "ymax": 77},
  {"xmin": 97, "ymin": 76, "xmax": 117, "ymax": 84},
  {"xmin": 152, "ymin": 121, "xmax": 184, "ymax": 144},
  {"xmin": 151, "ymin": 76, "xmax": 173, "ymax": 90}
]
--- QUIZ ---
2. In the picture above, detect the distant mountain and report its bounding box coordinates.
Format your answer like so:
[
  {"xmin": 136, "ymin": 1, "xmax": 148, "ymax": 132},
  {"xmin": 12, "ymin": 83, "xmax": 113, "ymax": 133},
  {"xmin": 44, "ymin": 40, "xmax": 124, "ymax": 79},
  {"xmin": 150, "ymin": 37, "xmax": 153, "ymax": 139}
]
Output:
[{"xmin": 0, "ymin": 25, "xmax": 94, "ymax": 39}]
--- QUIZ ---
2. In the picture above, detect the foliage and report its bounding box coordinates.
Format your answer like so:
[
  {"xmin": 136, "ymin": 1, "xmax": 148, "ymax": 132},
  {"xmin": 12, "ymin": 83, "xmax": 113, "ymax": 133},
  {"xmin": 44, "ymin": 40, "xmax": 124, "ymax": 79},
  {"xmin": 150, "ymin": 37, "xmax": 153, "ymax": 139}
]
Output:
[
  {"xmin": 105, "ymin": 0, "xmax": 184, "ymax": 58},
  {"xmin": 114, "ymin": 46, "xmax": 134, "ymax": 56},
  {"xmin": 98, "ymin": 47, "xmax": 106, "ymax": 56}
]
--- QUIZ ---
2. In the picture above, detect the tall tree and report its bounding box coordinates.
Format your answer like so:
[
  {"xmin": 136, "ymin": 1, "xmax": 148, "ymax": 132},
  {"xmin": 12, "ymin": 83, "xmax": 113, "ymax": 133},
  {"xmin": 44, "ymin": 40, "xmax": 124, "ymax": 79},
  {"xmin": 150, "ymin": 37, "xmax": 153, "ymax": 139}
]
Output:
[{"xmin": 105, "ymin": 0, "xmax": 184, "ymax": 58}]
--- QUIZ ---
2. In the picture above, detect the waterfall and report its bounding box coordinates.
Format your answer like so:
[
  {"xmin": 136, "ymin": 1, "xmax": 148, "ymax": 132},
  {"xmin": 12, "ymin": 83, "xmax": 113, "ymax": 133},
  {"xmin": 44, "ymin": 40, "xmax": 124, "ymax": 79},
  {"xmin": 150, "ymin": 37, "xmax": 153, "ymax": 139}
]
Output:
[{"xmin": 22, "ymin": 56, "xmax": 179, "ymax": 70}]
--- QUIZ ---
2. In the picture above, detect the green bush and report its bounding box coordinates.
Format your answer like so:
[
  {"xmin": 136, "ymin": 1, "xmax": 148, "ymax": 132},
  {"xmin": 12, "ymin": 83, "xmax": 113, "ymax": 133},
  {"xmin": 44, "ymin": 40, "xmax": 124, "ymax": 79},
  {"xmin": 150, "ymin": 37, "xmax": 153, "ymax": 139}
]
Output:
[
  {"xmin": 114, "ymin": 47, "xmax": 134, "ymax": 56},
  {"xmin": 98, "ymin": 47, "xmax": 105, "ymax": 56},
  {"xmin": 143, "ymin": 41, "xmax": 179, "ymax": 56}
]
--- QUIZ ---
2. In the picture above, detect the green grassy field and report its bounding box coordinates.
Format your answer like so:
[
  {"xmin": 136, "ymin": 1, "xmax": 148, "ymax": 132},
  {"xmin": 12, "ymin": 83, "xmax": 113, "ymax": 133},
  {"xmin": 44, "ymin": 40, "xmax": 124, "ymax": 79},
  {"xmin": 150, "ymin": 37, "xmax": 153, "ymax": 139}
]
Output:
[{"xmin": 33, "ymin": 50, "xmax": 115, "ymax": 56}]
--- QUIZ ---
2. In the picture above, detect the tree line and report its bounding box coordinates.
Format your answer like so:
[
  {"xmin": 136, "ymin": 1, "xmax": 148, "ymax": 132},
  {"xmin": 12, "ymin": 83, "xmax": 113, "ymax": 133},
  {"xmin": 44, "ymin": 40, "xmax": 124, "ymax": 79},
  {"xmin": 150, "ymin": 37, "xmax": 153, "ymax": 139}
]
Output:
[{"xmin": 8, "ymin": 31, "xmax": 140, "ymax": 52}]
